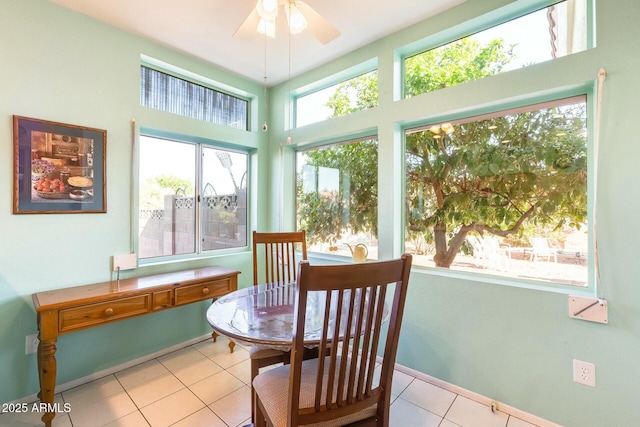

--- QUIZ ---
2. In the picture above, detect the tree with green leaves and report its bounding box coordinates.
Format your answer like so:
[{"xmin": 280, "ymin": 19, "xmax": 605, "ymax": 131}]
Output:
[
  {"xmin": 140, "ymin": 175, "xmax": 194, "ymax": 209},
  {"xmin": 297, "ymin": 139, "xmax": 378, "ymax": 247},
  {"xmin": 298, "ymin": 37, "xmax": 587, "ymax": 268},
  {"xmin": 405, "ymin": 101, "xmax": 587, "ymax": 267}
]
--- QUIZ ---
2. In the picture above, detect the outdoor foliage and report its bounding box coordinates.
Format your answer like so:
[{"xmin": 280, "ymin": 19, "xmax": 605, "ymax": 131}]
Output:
[
  {"xmin": 296, "ymin": 37, "xmax": 587, "ymax": 268},
  {"xmin": 297, "ymin": 139, "xmax": 378, "ymax": 247},
  {"xmin": 140, "ymin": 175, "xmax": 194, "ymax": 209},
  {"xmin": 406, "ymin": 101, "xmax": 587, "ymax": 267}
]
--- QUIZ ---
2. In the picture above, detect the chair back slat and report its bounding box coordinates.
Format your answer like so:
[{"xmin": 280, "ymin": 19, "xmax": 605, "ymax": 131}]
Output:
[
  {"xmin": 288, "ymin": 254, "xmax": 412, "ymax": 426},
  {"xmin": 314, "ymin": 293, "xmax": 331, "ymax": 412},
  {"xmin": 347, "ymin": 289, "xmax": 367, "ymax": 402},
  {"xmin": 366, "ymin": 285, "xmax": 387, "ymax": 393},
  {"xmin": 252, "ymin": 231, "xmax": 307, "ymax": 285}
]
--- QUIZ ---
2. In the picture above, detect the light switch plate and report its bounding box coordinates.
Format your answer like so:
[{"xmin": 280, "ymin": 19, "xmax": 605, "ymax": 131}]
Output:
[{"xmin": 112, "ymin": 253, "xmax": 137, "ymax": 271}]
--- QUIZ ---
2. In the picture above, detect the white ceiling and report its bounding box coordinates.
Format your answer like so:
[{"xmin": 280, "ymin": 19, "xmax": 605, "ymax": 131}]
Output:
[{"xmin": 49, "ymin": 0, "xmax": 464, "ymax": 86}]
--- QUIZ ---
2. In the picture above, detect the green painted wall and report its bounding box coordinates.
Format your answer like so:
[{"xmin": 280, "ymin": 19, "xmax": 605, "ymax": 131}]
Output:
[
  {"xmin": 0, "ymin": 0, "xmax": 265, "ymax": 406},
  {"xmin": 2, "ymin": 1, "xmax": 640, "ymax": 426},
  {"xmin": 268, "ymin": 1, "xmax": 640, "ymax": 426}
]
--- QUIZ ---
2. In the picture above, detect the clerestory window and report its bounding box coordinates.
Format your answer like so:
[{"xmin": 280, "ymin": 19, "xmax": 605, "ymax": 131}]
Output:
[
  {"xmin": 295, "ymin": 70, "xmax": 378, "ymax": 128},
  {"xmin": 404, "ymin": 0, "xmax": 590, "ymax": 98},
  {"xmin": 140, "ymin": 65, "xmax": 249, "ymax": 130}
]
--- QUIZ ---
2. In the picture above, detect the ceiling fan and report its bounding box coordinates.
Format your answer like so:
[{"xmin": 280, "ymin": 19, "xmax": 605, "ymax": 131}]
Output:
[{"xmin": 234, "ymin": 0, "xmax": 340, "ymax": 44}]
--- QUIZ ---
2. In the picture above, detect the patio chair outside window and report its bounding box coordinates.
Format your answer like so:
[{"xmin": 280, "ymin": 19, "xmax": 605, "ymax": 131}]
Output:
[{"xmin": 530, "ymin": 237, "xmax": 557, "ymax": 262}]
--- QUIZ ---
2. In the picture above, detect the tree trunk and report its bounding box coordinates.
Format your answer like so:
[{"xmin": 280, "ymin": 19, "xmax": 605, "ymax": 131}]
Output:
[{"xmin": 433, "ymin": 223, "xmax": 469, "ymax": 268}]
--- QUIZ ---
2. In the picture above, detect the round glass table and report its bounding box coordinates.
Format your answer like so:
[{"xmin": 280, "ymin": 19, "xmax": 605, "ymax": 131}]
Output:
[
  {"xmin": 206, "ymin": 282, "xmax": 328, "ymax": 351},
  {"xmin": 206, "ymin": 282, "xmax": 388, "ymax": 351}
]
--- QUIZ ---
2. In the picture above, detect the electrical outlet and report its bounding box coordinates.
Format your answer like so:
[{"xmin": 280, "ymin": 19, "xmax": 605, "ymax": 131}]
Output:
[
  {"xmin": 573, "ymin": 359, "xmax": 595, "ymax": 387},
  {"xmin": 25, "ymin": 334, "xmax": 39, "ymax": 354}
]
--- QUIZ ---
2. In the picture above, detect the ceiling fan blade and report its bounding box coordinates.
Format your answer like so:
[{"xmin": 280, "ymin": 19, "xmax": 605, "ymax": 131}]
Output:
[
  {"xmin": 296, "ymin": 2, "xmax": 340, "ymax": 44},
  {"xmin": 233, "ymin": 7, "xmax": 260, "ymax": 40}
]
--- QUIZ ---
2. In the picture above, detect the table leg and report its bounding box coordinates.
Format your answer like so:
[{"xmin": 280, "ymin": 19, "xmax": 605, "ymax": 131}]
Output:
[
  {"xmin": 212, "ymin": 331, "xmax": 235, "ymax": 353},
  {"xmin": 37, "ymin": 336, "xmax": 57, "ymax": 427}
]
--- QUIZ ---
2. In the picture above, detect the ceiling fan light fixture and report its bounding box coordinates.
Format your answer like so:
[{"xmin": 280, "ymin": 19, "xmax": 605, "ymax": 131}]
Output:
[
  {"xmin": 285, "ymin": 2, "xmax": 307, "ymax": 34},
  {"xmin": 257, "ymin": 18, "xmax": 276, "ymax": 38},
  {"xmin": 256, "ymin": 0, "xmax": 278, "ymax": 20}
]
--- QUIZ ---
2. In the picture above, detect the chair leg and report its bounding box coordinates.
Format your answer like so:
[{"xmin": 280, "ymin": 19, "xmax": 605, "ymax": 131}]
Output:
[
  {"xmin": 255, "ymin": 398, "xmax": 267, "ymax": 427},
  {"xmin": 251, "ymin": 359, "xmax": 260, "ymax": 423}
]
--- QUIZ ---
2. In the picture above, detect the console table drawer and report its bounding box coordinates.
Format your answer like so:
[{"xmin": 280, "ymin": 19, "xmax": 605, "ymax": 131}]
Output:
[
  {"xmin": 175, "ymin": 278, "xmax": 234, "ymax": 306},
  {"xmin": 59, "ymin": 295, "xmax": 150, "ymax": 332}
]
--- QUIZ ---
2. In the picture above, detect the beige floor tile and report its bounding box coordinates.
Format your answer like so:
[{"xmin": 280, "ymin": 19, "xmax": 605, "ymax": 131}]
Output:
[
  {"xmin": 225, "ymin": 358, "xmax": 252, "ymax": 384},
  {"xmin": 373, "ymin": 365, "xmax": 415, "ymax": 397},
  {"xmin": 390, "ymin": 369, "xmax": 415, "ymax": 396},
  {"xmin": 62, "ymin": 374, "xmax": 124, "ymax": 407},
  {"xmin": 398, "ymin": 377, "xmax": 457, "ymax": 417},
  {"xmin": 126, "ymin": 372, "xmax": 185, "ymax": 408},
  {"xmin": 208, "ymin": 385, "xmax": 252, "ymax": 426},
  {"xmin": 115, "ymin": 359, "xmax": 170, "ymax": 390},
  {"xmin": 4, "ymin": 338, "xmax": 544, "ymax": 427},
  {"xmin": 206, "ymin": 347, "xmax": 250, "ymax": 369},
  {"xmin": 171, "ymin": 408, "xmax": 228, "ymax": 427},
  {"xmin": 158, "ymin": 346, "xmax": 207, "ymax": 370},
  {"xmin": 140, "ymin": 388, "xmax": 205, "ymax": 427},
  {"xmin": 189, "ymin": 370, "xmax": 245, "ymax": 405},
  {"xmin": 389, "ymin": 397, "xmax": 443, "ymax": 427},
  {"xmin": 445, "ymin": 396, "xmax": 509, "ymax": 427},
  {"xmin": 163, "ymin": 353, "xmax": 224, "ymax": 386},
  {"xmin": 104, "ymin": 410, "xmax": 151, "ymax": 427},
  {"xmin": 68, "ymin": 391, "xmax": 137, "ymax": 427}
]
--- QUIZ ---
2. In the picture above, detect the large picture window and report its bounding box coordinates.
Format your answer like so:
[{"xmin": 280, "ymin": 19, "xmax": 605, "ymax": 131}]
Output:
[
  {"xmin": 296, "ymin": 138, "xmax": 378, "ymax": 260},
  {"xmin": 404, "ymin": 96, "xmax": 588, "ymax": 287},
  {"xmin": 138, "ymin": 135, "xmax": 247, "ymax": 260}
]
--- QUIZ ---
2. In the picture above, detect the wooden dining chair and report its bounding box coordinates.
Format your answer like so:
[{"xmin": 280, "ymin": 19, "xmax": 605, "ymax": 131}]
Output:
[
  {"xmin": 250, "ymin": 230, "xmax": 308, "ymax": 422},
  {"xmin": 253, "ymin": 254, "xmax": 412, "ymax": 427}
]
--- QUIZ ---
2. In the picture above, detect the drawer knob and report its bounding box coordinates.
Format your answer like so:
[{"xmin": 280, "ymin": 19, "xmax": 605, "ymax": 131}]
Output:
[
  {"xmin": 104, "ymin": 308, "xmax": 114, "ymax": 316},
  {"xmin": 202, "ymin": 287, "xmax": 210, "ymax": 295}
]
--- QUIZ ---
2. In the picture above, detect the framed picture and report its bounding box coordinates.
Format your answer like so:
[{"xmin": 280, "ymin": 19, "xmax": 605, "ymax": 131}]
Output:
[{"xmin": 13, "ymin": 116, "xmax": 107, "ymax": 214}]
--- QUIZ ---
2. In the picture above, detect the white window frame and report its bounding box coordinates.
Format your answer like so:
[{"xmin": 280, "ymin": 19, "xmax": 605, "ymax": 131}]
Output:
[{"xmin": 136, "ymin": 129, "xmax": 250, "ymax": 265}]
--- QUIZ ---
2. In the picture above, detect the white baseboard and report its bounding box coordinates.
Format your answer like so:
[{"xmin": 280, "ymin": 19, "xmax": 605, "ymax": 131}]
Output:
[{"xmin": 393, "ymin": 364, "xmax": 562, "ymax": 427}]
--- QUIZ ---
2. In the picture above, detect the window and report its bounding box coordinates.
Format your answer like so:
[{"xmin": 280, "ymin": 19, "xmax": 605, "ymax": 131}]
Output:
[
  {"xmin": 140, "ymin": 66, "xmax": 249, "ymax": 130},
  {"xmin": 296, "ymin": 138, "xmax": 378, "ymax": 260},
  {"xmin": 404, "ymin": 96, "xmax": 588, "ymax": 287},
  {"xmin": 405, "ymin": 0, "xmax": 589, "ymax": 98},
  {"xmin": 138, "ymin": 134, "xmax": 247, "ymax": 260},
  {"xmin": 296, "ymin": 70, "xmax": 378, "ymax": 127}
]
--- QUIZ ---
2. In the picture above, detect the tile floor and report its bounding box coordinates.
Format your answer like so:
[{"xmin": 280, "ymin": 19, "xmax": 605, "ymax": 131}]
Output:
[{"xmin": 2, "ymin": 337, "xmax": 541, "ymax": 427}]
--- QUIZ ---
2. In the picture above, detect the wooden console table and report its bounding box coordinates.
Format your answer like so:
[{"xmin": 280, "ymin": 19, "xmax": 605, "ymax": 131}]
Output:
[{"xmin": 32, "ymin": 266, "xmax": 239, "ymax": 427}]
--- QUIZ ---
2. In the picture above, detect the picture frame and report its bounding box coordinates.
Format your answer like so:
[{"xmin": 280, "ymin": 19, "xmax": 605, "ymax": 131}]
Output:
[{"xmin": 13, "ymin": 116, "xmax": 107, "ymax": 214}]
